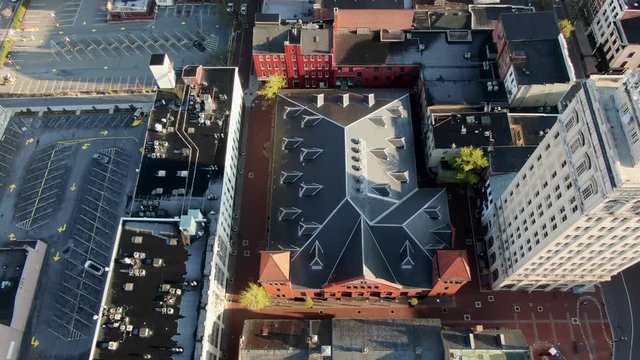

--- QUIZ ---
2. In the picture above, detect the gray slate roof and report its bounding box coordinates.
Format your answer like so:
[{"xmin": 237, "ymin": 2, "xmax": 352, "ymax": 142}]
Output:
[{"xmin": 269, "ymin": 89, "xmax": 452, "ymax": 290}]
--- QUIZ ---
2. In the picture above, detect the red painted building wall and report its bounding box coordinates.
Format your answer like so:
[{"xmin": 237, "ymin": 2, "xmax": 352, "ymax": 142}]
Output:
[{"xmin": 253, "ymin": 43, "xmax": 333, "ymax": 89}]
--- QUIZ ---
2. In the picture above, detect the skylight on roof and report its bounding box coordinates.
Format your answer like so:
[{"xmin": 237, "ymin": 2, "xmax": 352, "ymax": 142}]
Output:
[
  {"xmin": 368, "ymin": 116, "xmax": 387, "ymax": 127},
  {"xmin": 424, "ymin": 206, "xmax": 441, "ymax": 219},
  {"xmin": 284, "ymin": 106, "xmax": 304, "ymax": 118}
]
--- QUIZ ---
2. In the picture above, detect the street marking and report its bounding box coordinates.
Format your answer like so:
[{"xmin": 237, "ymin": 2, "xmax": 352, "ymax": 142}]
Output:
[
  {"xmin": 57, "ymin": 224, "xmax": 67, "ymax": 233},
  {"xmin": 9, "ymin": 184, "xmax": 16, "ymax": 192},
  {"xmin": 81, "ymin": 143, "xmax": 90, "ymax": 150},
  {"xmin": 53, "ymin": 252, "xmax": 61, "ymax": 261},
  {"xmin": 31, "ymin": 337, "xmax": 39, "ymax": 347},
  {"xmin": 100, "ymin": 130, "xmax": 109, "ymax": 136},
  {"xmin": 9, "ymin": 233, "xmax": 16, "ymax": 241},
  {"xmin": 70, "ymin": 183, "xmax": 77, "ymax": 191},
  {"xmin": 25, "ymin": 138, "xmax": 34, "ymax": 145}
]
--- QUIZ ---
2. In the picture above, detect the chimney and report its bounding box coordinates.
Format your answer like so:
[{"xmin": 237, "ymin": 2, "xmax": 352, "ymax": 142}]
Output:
[
  {"xmin": 340, "ymin": 93, "xmax": 349, "ymax": 107},
  {"xmin": 468, "ymin": 333, "xmax": 475, "ymax": 349},
  {"xmin": 315, "ymin": 93, "xmax": 324, "ymax": 107},
  {"xmin": 365, "ymin": 93, "xmax": 375, "ymax": 107},
  {"xmin": 472, "ymin": 325, "xmax": 484, "ymax": 334},
  {"xmin": 261, "ymin": 325, "xmax": 269, "ymax": 336}
]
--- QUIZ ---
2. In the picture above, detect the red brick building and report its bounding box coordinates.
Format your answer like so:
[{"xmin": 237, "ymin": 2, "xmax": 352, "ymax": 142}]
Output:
[
  {"xmin": 253, "ymin": 17, "xmax": 333, "ymax": 88},
  {"xmin": 429, "ymin": 250, "xmax": 471, "ymax": 296},
  {"xmin": 252, "ymin": 9, "xmax": 420, "ymax": 89}
]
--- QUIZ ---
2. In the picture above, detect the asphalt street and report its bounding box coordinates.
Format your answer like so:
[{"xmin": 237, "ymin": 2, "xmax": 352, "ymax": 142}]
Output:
[{"xmin": 602, "ymin": 265, "xmax": 638, "ymax": 360}]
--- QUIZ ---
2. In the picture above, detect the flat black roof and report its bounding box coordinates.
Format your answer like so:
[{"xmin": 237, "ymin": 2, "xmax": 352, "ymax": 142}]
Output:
[
  {"xmin": 508, "ymin": 114, "xmax": 558, "ymax": 146},
  {"xmin": 136, "ymin": 68, "xmax": 236, "ymax": 199},
  {"xmin": 432, "ymin": 112, "xmax": 513, "ymax": 149},
  {"xmin": 255, "ymin": 13, "xmax": 280, "ymax": 24},
  {"xmin": 414, "ymin": 10, "xmax": 471, "ymax": 30},
  {"xmin": 240, "ymin": 319, "xmax": 332, "ymax": 359},
  {"xmin": 149, "ymin": 54, "xmax": 166, "ymax": 66},
  {"xmin": 0, "ymin": 248, "xmax": 28, "ymax": 326},
  {"xmin": 621, "ymin": 16, "xmax": 640, "ymax": 44},
  {"xmin": 469, "ymin": 5, "xmax": 533, "ymax": 29},
  {"xmin": 500, "ymin": 11, "xmax": 559, "ymax": 41},
  {"xmin": 333, "ymin": 32, "xmax": 422, "ymax": 65},
  {"xmin": 94, "ymin": 221, "xmax": 191, "ymax": 360},
  {"xmin": 509, "ymin": 40, "xmax": 571, "ymax": 85}
]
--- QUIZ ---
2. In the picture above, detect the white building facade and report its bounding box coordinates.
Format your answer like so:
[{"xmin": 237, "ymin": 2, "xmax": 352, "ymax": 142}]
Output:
[
  {"xmin": 482, "ymin": 75, "xmax": 640, "ymax": 291},
  {"xmin": 586, "ymin": 0, "xmax": 640, "ymax": 68},
  {"xmin": 195, "ymin": 68, "xmax": 244, "ymax": 360}
]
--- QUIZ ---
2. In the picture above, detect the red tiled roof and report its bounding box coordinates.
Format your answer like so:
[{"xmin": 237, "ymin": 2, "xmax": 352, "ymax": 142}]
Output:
[
  {"xmin": 335, "ymin": 9, "xmax": 414, "ymax": 31},
  {"xmin": 259, "ymin": 251, "xmax": 291, "ymax": 282},
  {"xmin": 436, "ymin": 250, "xmax": 471, "ymax": 281}
]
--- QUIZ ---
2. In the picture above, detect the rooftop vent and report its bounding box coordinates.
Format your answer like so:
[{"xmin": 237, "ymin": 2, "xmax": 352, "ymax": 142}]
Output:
[
  {"xmin": 388, "ymin": 170, "xmax": 409, "ymax": 183},
  {"xmin": 283, "ymin": 137, "xmax": 303, "ymax": 150},
  {"xmin": 387, "ymin": 106, "xmax": 405, "ymax": 117},
  {"xmin": 401, "ymin": 240, "xmax": 414, "ymax": 269},
  {"xmin": 387, "ymin": 137, "xmax": 406, "ymax": 148},
  {"xmin": 298, "ymin": 221, "xmax": 321, "ymax": 236},
  {"xmin": 365, "ymin": 93, "xmax": 375, "ymax": 107},
  {"xmin": 279, "ymin": 207, "xmax": 302, "ymax": 220},
  {"xmin": 370, "ymin": 147, "xmax": 389, "ymax": 160},
  {"xmin": 339, "ymin": 93, "xmax": 350, "ymax": 107},
  {"xmin": 371, "ymin": 183, "xmax": 391, "ymax": 197},
  {"xmin": 300, "ymin": 147, "xmax": 324, "ymax": 161},
  {"xmin": 299, "ymin": 182, "xmax": 323, "ymax": 196},
  {"xmin": 309, "ymin": 241, "xmax": 324, "ymax": 269},
  {"xmin": 424, "ymin": 206, "xmax": 440, "ymax": 219},
  {"xmin": 368, "ymin": 116, "xmax": 387, "ymax": 127},
  {"xmin": 315, "ymin": 93, "xmax": 324, "ymax": 107},
  {"xmin": 281, "ymin": 171, "xmax": 303, "ymax": 183},
  {"xmin": 284, "ymin": 106, "xmax": 304, "ymax": 118},
  {"xmin": 302, "ymin": 115, "xmax": 322, "ymax": 127},
  {"xmin": 469, "ymin": 334, "xmax": 476, "ymax": 349}
]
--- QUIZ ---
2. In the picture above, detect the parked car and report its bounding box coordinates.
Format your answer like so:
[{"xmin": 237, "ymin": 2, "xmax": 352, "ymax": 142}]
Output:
[
  {"xmin": 84, "ymin": 260, "xmax": 105, "ymax": 276},
  {"xmin": 226, "ymin": 1, "xmax": 233, "ymax": 12},
  {"xmin": 192, "ymin": 40, "xmax": 206, "ymax": 52},
  {"xmin": 93, "ymin": 153, "xmax": 110, "ymax": 165},
  {"xmin": 240, "ymin": 3, "xmax": 247, "ymax": 15}
]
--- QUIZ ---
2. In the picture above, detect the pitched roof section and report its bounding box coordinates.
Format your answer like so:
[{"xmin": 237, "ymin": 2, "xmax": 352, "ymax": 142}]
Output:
[
  {"xmin": 435, "ymin": 250, "xmax": 471, "ymax": 282},
  {"xmin": 259, "ymin": 251, "xmax": 291, "ymax": 282},
  {"xmin": 270, "ymin": 90, "xmax": 452, "ymax": 292}
]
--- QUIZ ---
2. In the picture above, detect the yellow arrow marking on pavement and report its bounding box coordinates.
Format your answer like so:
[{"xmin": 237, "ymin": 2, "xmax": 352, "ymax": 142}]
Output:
[
  {"xmin": 31, "ymin": 337, "xmax": 39, "ymax": 348},
  {"xmin": 140, "ymin": 146, "xmax": 144, "ymax": 153},
  {"xmin": 57, "ymin": 224, "xmax": 66, "ymax": 233},
  {"xmin": 100, "ymin": 130, "xmax": 109, "ymax": 136},
  {"xmin": 8, "ymin": 233, "xmax": 16, "ymax": 241},
  {"xmin": 70, "ymin": 183, "xmax": 77, "ymax": 192},
  {"xmin": 8, "ymin": 184, "xmax": 16, "ymax": 192},
  {"xmin": 25, "ymin": 138, "xmax": 34, "ymax": 145},
  {"xmin": 53, "ymin": 252, "xmax": 61, "ymax": 261},
  {"xmin": 81, "ymin": 143, "xmax": 90, "ymax": 150}
]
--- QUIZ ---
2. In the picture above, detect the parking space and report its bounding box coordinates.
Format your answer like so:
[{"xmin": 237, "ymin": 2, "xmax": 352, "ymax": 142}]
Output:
[
  {"xmin": 22, "ymin": 0, "xmax": 84, "ymax": 29},
  {"xmin": 7, "ymin": 74, "xmax": 154, "ymax": 95},
  {"xmin": 157, "ymin": 3, "xmax": 216, "ymax": 18},
  {"xmin": 49, "ymin": 147, "xmax": 131, "ymax": 340},
  {"xmin": 48, "ymin": 31, "xmax": 219, "ymax": 62},
  {"xmin": 13, "ymin": 143, "xmax": 72, "ymax": 230},
  {"xmin": 41, "ymin": 112, "xmax": 134, "ymax": 129},
  {"xmin": 0, "ymin": 118, "xmax": 31, "ymax": 184}
]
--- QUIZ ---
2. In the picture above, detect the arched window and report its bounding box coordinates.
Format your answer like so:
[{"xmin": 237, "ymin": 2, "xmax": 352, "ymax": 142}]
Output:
[
  {"xmin": 581, "ymin": 178, "xmax": 598, "ymax": 200},
  {"xmin": 563, "ymin": 110, "xmax": 579, "ymax": 132},
  {"xmin": 576, "ymin": 154, "xmax": 591, "ymax": 176},
  {"xmin": 570, "ymin": 131, "xmax": 585, "ymax": 153}
]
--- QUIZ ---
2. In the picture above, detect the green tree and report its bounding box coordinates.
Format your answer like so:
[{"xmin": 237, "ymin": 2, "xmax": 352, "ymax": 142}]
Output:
[
  {"xmin": 239, "ymin": 283, "xmax": 272, "ymax": 311},
  {"xmin": 258, "ymin": 73, "xmax": 287, "ymax": 101},
  {"xmin": 304, "ymin": 297, "xmax": 314, "ymax": 309},
  {"xmin": 453, "ymin": 146, "xmax": 489, "ymax": 186},
  {"xmin": 409, "ymin": 297, "xmax": 419, "ymax": 307},
  {"xmin": 559, "ymin": 19, "xmax": 575, "ymax": 39}
]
